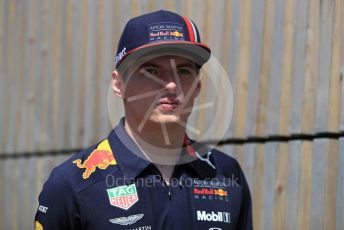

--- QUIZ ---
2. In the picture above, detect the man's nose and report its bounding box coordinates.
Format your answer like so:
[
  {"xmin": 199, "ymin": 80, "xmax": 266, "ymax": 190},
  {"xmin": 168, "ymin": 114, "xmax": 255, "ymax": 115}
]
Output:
[{"xmin": 162, "ymin": 71, "xmax": 178, "ymax": 92}]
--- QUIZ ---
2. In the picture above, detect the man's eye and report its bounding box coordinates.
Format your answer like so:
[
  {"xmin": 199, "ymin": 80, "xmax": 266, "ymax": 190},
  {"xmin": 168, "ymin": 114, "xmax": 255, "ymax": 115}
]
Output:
[
  {"xmin": 178, "ymin": 68, "xmax": 193, "ymax": 75},
  {"xmin": 144, "ymin": 68, "xmax": 159, "ymax": 75}
]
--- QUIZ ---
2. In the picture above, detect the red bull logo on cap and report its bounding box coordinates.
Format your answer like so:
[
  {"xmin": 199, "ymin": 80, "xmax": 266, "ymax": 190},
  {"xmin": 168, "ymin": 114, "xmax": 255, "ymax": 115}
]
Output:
[
  {"xmin": 148, "ymin": 22, "xmax": 185, "ymax": 42},
  {"xmin": 73, "ymin": 139, "xmax": 116, "ymax": 179}
]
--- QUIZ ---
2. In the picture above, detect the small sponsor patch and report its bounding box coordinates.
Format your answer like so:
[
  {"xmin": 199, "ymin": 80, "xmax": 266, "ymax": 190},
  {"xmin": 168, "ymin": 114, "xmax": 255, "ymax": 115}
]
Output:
[
  {"xmin": 148, "ymin": 23, "xmax": 185, "ymax": 42},
  {"xmin": 34, "ymin": 221, "xmax": 44, "ymax": 230},
  {"xmin": 107, "ymin": 184, "xmax": 139, "ymax": 210},
  {"xmin": 115, "ymin": 47, "xmax": 127, "ymax": 64},
  {"xmin": 109, "ymin": 213, "xmax": 144, "ymax": 225},
  {"xmin": 38, "ymin": 204, "xmax": 48, "ymax": 213}
]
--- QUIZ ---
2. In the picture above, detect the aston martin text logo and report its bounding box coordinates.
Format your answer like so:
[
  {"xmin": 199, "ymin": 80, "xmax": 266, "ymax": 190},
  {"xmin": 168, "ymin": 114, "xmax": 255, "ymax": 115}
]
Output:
[
  {"xmin": 109, "ymin": 214, "xmax": 144, "ymax": 225},
  {"xmin": 197, "ymin": 211, "xmax": 231, "ymax": 223},
  {"xmin": 107, "ymin": 184, "xmax": 139, "ymax": 210}
]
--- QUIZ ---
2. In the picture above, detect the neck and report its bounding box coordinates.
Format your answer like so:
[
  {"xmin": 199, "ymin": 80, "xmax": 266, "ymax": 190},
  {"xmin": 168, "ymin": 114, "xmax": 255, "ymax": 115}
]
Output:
[
  {"xmin": 124, "ymin": 118, "xmax": 186, "ymax": 185},
  {"xmin": 124, "ymin": 119, "xmax": 186, "ymax": 160}
]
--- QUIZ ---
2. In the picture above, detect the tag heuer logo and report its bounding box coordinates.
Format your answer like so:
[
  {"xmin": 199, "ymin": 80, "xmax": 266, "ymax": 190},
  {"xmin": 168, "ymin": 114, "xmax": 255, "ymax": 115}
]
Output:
[
  {"xmin": 109, "ymin": 213, "xmax": 144, "ymax": 225},
  {"xmin": 107, "ymin": 184, "xmax": 139, "ymax": 210}
]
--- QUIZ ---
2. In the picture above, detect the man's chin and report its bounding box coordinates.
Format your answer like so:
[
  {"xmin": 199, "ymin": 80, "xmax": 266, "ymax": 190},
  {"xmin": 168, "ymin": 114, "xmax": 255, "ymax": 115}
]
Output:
[{"xmin": 149, "ymin": 113, "xmax": 186, "ymax": 125}]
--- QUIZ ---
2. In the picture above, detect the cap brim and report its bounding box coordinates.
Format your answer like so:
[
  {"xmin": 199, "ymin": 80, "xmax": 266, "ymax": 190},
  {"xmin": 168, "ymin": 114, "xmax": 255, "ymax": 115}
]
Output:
[{"xmin": 116, "ymin": 41, "xmax": 211, "ymax": 71}]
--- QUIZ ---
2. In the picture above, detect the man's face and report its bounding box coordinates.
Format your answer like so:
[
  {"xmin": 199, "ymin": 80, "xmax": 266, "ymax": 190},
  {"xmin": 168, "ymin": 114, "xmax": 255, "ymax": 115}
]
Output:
[{"xmin": 113, "ymin": 55, "xmax": 201, "ymax": 131}]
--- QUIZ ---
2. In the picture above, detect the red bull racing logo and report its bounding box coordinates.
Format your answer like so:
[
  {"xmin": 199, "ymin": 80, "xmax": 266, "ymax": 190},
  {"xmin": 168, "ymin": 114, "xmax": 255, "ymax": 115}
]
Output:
[
  {"xmin": 193, "ymin": 187, "xmax": 229, "ymax": 201},
  {"xmin": 73, "ymin": 139, "xmax": 116, "ymax": 179},
  {"xmin": 193, "ymin": 188, "xmax": 228, "ymax": 197}
]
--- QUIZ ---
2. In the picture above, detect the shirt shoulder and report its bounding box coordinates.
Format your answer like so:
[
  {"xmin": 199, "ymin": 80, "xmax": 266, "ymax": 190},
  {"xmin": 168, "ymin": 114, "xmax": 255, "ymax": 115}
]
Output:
[
  {"xmin": 34, "ymin": 138, "xmax": 121, "ymax": 229},
  {"xmin": 34, "ymin": 152, "xmax": 87, "ymax": 229},
  {"xmin": 49, "ymin": 138, "xmax": 120, "ymax": 193}
]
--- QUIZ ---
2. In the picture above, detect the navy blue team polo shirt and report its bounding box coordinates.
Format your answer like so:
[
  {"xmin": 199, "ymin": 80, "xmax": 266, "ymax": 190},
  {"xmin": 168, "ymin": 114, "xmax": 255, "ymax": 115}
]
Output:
[{"xmin": 35, "ymin": 118, "xmax": 252, "ymax": 230}]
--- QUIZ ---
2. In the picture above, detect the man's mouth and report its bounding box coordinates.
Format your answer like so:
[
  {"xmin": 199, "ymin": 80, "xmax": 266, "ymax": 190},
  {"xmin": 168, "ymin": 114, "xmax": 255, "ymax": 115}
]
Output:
[{"xmin": 157, "ymin": 98, "xmax": 180, "ymax": 111}]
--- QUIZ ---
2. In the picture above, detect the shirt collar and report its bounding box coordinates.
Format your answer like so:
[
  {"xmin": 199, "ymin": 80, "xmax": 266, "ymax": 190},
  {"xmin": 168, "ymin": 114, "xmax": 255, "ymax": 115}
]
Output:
[
  {"xmin": 108, "ymin": 118, "xmax": 216, "ymax": 182},
  {"xmin": 180, "ymin": 140, "xmax": 217, "ymax": 179},
  {"xmin": 107, "ymin": 118, "xmax": 152, "ymax": 184}
]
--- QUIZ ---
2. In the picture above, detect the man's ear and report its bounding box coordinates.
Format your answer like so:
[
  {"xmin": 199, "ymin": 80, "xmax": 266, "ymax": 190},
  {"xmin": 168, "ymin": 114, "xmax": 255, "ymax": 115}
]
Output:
[
  {"xmin": 112, "ymin": 70, "xmax": 123, "ymax": 97},
  {"xmin": 194, "ymin": 78, "xmax": 201, "ymax": 98}
]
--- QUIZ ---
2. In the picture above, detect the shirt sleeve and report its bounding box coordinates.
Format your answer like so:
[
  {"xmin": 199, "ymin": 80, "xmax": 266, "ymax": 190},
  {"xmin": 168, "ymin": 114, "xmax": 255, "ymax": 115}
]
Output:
[
  {"xmin": 236, "ymin": 163, "xmax": 253, "ymax": 230},
  {"xmin": 34, "ymin": 168, "xmax": 81, "ymax": 230}
]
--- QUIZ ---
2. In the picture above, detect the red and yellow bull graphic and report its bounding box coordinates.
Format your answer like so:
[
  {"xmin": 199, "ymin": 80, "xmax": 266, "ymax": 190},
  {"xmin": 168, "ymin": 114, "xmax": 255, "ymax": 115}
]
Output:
[
  {"xmin": 73, "ymin": 139, "xmax": 116, "ymax": 179},
  {"xmin": 170, "ymin": 30, "xmax": 184, "ymax": 37},
  {"xmin": 214, "ymin": 189, "xmax": 228, "ymax": 197}
]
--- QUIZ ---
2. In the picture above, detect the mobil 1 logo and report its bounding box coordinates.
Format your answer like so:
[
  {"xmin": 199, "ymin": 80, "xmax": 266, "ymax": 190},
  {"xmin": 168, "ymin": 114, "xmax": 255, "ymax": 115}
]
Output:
[{"xmin": 197, "ymin": 211, "xmax": 231, "ymax": 223}]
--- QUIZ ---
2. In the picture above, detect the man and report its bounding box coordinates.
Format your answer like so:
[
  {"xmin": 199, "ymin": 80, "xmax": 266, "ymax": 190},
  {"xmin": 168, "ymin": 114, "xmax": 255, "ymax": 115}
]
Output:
[{"xmin": 35, "ymin": 10, "xmax": 252, "ymax": 230}]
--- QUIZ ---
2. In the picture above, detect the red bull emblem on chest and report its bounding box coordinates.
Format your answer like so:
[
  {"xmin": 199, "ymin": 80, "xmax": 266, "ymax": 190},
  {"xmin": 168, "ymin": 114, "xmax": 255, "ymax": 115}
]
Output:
[
  {"xmin": 107, "ymin": 184, "xmax": 139, "ymax": 210},
  {"xmin": 73, "ymin": 139, "xmax": 116, "ymax": 179}
]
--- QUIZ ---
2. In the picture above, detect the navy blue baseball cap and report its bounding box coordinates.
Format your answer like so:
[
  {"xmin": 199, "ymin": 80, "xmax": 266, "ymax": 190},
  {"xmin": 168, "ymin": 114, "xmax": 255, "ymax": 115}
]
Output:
[{"xmin": 115, "ymin": 10, "xmax": 211, "ymax": 70}]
